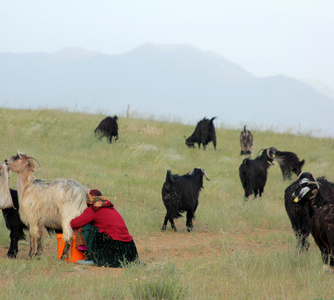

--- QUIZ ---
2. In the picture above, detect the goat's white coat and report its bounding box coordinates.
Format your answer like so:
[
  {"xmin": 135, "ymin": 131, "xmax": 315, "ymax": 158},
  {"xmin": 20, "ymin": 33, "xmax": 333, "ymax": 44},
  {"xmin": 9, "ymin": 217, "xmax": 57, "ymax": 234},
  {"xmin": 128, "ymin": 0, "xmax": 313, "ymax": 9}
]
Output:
[
  {"xmin": 0, "ymin": 163, "xmax": 14, "ymax": 209},
  {"xmin": 6, "ymin": 153, "xmax": 89, "ymax": 256}
]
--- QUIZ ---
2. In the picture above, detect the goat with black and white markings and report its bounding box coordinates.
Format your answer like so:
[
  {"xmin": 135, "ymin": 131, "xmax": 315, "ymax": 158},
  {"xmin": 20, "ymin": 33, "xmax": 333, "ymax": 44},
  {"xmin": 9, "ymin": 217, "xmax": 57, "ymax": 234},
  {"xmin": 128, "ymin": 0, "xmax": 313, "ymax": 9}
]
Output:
[
  {"xmin": 285, "ymin": 173, "xmax": 334, "ymax": 251},
  {"xmin": 292, "ymin": 172, "xmax": 334, "ymax": 269},
  {"xmin": 240, "ymin": 125, "xmax": 253, "ymax": 156},
  {"xmin": 161, "ymin": 168, "xmax": 209, "ymax": 232}
]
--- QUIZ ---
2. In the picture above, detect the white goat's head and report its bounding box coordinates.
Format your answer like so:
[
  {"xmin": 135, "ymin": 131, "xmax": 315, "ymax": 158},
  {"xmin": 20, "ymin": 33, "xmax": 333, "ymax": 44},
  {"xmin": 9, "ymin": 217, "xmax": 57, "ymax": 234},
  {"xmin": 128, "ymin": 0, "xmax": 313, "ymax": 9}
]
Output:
[{"xmin": 5, "ymin": 152, "xmax": 40, "ymax": 173}]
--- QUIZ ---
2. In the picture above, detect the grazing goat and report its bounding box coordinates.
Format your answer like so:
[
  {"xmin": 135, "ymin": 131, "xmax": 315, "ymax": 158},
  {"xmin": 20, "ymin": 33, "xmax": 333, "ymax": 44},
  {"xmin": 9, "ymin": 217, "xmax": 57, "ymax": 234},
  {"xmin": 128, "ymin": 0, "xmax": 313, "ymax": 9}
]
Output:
[
  {"xmin": 285, "ymin": 173, "xmax": 334, "ymax": 251},
  {"xmin": 239, "ymin": 148, "xmax": 275, "ymax": 200},
  {"xmin": 240, "ymin": 125, "xmax": 253, "ymax": 156},
  {"xmin": 5, "ymin": 153, "xmax": 89, "ymax": 259},
  {"xmin": 161, "ymin": 168, "xmax": 209, "ymax": 232},
  {"xmin": 274, "ymin": 149, "xmax": 305, "ymax": 180},
  {"xmin": 292, "ymin": 172, "xmax": 334, "ymax": 268},
  {"xmin": 185, "ymin": 117, "xmax": 217, "ymax": 150},
  {"xmin": 94, "ymin": 115, "xmax": 119, "ymax": 143},
  {"xmin": 0, "ymin": 163, "xmax": 27, "ymax": 258}
]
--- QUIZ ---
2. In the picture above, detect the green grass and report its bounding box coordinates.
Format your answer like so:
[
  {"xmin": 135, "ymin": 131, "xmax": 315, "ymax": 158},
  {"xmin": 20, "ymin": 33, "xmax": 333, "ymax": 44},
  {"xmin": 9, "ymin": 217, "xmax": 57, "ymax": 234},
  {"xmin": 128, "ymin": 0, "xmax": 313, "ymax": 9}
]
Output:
[{"xmin": 1, "ymin": 108, "xmax": 334, "ymax": 299}]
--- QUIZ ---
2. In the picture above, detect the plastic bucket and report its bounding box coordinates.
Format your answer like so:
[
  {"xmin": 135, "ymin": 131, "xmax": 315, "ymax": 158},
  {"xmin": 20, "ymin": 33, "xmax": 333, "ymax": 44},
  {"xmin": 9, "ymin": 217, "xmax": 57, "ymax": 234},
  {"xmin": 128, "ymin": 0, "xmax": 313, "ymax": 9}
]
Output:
[{"xmin": 56, "ymin": 233, "xmax": 85, "ymax": 263}]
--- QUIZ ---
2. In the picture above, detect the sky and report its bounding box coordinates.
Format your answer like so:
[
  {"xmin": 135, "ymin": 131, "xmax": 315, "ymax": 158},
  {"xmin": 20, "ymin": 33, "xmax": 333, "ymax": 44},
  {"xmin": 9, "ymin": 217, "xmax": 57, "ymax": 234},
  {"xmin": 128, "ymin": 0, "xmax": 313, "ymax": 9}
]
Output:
[{"xmin": 1, "ymin": 1, "xmax": 334, "ymax": 90}]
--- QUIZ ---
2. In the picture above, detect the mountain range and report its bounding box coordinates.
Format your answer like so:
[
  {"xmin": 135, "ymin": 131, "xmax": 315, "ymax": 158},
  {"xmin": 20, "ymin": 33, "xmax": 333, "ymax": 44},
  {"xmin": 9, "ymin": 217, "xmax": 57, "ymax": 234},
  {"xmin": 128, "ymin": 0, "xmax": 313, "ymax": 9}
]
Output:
[{"xmin": 0, "ymin": 44, "xmax": 333, "ymax": 138}]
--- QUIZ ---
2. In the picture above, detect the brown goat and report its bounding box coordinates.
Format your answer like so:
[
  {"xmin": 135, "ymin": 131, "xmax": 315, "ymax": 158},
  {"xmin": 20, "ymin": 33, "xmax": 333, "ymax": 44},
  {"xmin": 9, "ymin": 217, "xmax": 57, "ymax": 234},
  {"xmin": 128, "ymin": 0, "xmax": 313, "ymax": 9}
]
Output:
[
  {"xmin": 240, "ymin": 125, "xmax": 253, "ymax": 156},
  {"xmin": 5, "ymin": 153, "xmax": 89, "ymax": 259}
]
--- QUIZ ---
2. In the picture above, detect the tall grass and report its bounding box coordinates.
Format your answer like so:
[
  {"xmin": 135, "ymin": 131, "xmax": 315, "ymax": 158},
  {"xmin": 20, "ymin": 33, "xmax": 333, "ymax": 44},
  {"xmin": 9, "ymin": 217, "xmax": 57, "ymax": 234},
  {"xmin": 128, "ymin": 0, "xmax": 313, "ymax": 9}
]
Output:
[{"xmin": 1, "ymin": 108, "xmax": 334, "ymax": 299}]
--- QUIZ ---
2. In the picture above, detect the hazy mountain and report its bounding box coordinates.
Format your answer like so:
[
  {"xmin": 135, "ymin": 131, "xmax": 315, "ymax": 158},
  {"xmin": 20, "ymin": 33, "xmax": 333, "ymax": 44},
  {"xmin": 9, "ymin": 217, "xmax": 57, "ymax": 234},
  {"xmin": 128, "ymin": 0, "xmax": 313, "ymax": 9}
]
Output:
[{"xmin": 0, "ymin": 44, "xmax": 333, "ymax": 137}]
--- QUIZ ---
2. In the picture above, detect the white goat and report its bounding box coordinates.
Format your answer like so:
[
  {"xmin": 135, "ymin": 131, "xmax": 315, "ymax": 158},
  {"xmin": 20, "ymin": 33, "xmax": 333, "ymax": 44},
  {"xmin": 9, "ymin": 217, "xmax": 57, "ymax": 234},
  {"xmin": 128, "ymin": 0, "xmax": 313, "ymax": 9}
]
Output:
[{"xmin": 5, "ymin": 152, "xmax": 89, "ymax": 259}]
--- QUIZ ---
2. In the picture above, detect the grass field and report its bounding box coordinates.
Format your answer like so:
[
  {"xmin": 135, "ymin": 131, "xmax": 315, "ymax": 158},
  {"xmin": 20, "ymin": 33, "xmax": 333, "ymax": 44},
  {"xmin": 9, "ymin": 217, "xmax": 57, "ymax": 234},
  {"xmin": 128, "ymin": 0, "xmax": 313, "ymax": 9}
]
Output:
[{"xmin": 1, "ymin": 108, "xmax": 334, "ymax": 299}]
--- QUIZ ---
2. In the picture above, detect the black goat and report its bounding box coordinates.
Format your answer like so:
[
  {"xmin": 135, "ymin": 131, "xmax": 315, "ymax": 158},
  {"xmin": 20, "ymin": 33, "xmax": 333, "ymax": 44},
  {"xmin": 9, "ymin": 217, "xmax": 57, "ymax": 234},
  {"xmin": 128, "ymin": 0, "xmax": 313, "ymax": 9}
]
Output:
[
  {"xmin": 161, "ymin": 168, "xmax": 209, "ymax": 232},
  {"xmin": 285, "ymin": 174, "xmax": 334, "ymax": 251},
  {"xmin": 292, "ymin": 172, "xmax": 334, "ymax": 268},
  {"xmin": 185, "ymin": 117, "xmax": 217, "ymax": 150},
  {"xmin": 274, "ymin": 149, "xmax": 305, "ymax": 180},
  {"xmin": 240, "ymin": 125, "xmax": 253, "ymax": 156},
  {"xmin": 94, "ymin": 115, "xmax": 119, "ymax": 143},
  {"xmin": 0, "ymin": 163, "xmax": 26, "ymax": 258},
  {"xmin": 239, "ymin": 148, "xmax": 275, "ymax": 200},
  {"xmin": 2, "ymin": 189, "xmax": 27, "ymax": 258}
]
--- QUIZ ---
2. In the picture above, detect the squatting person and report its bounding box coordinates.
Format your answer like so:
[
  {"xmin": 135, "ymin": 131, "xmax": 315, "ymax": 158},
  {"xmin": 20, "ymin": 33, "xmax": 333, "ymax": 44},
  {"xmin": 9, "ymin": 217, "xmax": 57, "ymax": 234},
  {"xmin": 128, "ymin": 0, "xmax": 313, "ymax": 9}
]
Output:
[{"xmin": 70, "ymin": 189, "xmax": 139, "ymax": 267}]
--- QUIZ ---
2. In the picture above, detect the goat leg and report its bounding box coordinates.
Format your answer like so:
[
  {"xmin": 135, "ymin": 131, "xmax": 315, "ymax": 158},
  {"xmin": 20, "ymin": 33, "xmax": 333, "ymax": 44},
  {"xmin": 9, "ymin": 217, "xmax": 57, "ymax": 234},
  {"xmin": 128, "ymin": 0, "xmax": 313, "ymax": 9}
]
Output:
[
  {"xmin": 170, "ymin": 220, "xmax": 177, "ymax": 232},
  {"xmin": 161, "ymin": 215, "xmax": 169, "ymax": 231},
  {"xmin": 27, "ymin": 235, "xmax": 36, "ymax": 259},
  {"xmin": 7, "ymin": 236, "xmax": 19, "ymax": 258},
  {"xmin": 186, "ymin": 211, "xmax": 194, "ymax": 232},
  {"xmin": 35, "ymin": 237, "xmax": 42, "ymax": 257},
  {"xmin": 60, "ymin": 242, "xmax": 71, "ymax": 260}
]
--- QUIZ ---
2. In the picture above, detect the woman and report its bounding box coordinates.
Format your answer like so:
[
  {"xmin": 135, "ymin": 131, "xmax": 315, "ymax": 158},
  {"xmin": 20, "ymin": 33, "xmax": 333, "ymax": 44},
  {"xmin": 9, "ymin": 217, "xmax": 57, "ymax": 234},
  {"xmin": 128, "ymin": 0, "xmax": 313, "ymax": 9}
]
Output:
[{"xmin": 70, "ymin": 189, "xmax": 139, "ymax": 267}]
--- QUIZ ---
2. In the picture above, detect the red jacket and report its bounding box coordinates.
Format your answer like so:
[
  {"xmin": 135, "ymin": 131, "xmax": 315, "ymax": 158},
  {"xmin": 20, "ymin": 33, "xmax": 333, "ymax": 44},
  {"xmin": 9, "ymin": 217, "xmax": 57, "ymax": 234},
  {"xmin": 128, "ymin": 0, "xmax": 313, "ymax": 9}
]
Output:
[{"xmin": 70, "ymin": 206, "xmax": 133, "ymax": 242}]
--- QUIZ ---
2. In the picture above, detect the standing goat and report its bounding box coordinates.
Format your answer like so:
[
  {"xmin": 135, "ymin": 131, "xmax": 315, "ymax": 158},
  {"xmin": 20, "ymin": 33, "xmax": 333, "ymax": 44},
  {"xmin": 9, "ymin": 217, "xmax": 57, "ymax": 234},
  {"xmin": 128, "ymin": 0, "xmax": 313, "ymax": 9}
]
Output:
[
  {"xmin": 240, "ymin": 125, "xmax": 253, "ymax": 156},
  {"xmin": 5, "ymin": 153, "xmax": 89, "ymax": 259},
  {"xmin": 0, "ymin": 163, "xmax": 27, "ymax": 258},
  {"xmin": 274, "ymin": 149, "xmax": 305, "ymax": 180},
  {"xmin": 94, "ymin": 115, "xmax": 119, "ymax": 143},
  {"xmin": 292, "ymin": 172, "xmax": 334, "ymax": 269},
  {"xmin": 239, "ymin": 148, "xmax": 275, "ymax": 200},
  {"xmin": 185, "ymin": 117, "xmax": 217, "ymax": 150},
  {"xmin": 161, "ymin": 168, "xmax": 209, "ymax": 232},
  {"xmin": 285, "ymin": 173, "xmax": 334, "ymax": 251}
]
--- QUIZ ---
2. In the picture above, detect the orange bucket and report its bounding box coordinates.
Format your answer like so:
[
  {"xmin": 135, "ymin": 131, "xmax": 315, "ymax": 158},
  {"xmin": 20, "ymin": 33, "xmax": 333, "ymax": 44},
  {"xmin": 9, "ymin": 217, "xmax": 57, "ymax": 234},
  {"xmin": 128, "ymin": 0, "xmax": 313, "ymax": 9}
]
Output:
[{"xmin": 56, "ymin": 233, "xmax": 85, "ymax": 263}]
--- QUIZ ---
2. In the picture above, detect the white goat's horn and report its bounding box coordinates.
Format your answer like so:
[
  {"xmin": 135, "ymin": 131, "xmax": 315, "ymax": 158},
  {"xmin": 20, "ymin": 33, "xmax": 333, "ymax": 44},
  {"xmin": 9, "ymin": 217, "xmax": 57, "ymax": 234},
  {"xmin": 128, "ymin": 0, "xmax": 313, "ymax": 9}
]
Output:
[{"xmin": 27, "ymin": 156, "xmax": 41, "ymax": 167}]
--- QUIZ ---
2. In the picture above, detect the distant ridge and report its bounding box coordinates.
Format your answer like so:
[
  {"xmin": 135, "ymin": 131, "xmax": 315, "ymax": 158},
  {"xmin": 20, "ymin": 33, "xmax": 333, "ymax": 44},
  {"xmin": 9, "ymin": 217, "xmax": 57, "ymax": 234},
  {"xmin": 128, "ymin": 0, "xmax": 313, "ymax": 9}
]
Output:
[{"xmin": 0, "ymin": 44, "xmax": 333, "ymax": 138}]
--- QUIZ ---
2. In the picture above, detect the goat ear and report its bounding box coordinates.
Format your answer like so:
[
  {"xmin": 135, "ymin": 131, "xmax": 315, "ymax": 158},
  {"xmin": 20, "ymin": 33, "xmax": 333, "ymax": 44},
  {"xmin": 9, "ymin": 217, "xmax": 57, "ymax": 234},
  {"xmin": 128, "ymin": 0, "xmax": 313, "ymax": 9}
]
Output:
[{"xmin": 27, "ymin": 159, "xmax": 35, "ymax": 171}]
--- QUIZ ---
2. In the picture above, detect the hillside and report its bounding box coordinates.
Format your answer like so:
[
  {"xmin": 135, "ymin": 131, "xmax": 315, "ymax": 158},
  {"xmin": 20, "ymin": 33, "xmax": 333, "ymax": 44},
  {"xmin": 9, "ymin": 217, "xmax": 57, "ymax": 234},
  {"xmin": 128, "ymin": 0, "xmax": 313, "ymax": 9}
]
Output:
[
  {"xmin": 1, "ymin": 108, "xmax": 334, "ymax": 298},
  {"xmin": 0, "ymin": 44, "xmax": 333, "ymax": 138}
]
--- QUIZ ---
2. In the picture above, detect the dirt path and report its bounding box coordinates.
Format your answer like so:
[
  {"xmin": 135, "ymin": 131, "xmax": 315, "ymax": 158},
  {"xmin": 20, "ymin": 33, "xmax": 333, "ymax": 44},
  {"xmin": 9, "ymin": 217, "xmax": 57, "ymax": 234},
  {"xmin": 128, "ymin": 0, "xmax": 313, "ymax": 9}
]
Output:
[{"xmin": 0, "ymin": 226, "xmax": 290, "ymax": 276}]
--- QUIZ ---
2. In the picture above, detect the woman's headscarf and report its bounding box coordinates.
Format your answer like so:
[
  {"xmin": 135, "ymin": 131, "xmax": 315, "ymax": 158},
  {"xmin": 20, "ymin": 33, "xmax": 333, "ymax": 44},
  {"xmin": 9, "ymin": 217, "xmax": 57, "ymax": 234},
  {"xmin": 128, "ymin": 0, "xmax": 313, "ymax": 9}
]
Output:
[{"xmin": 88, "ymin": 189, "xmax": 114, "ymax": 210}]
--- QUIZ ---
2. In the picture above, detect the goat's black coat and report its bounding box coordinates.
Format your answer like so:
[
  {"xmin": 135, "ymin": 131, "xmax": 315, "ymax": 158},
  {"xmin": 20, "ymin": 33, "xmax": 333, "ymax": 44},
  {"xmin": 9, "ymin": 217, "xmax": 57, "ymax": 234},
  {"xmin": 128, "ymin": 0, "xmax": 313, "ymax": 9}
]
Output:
[
  {"xmin": 275, "ymin": 150, "xmax": 305, "ymax": 180},
  {"xmin": 161, "ymin": 168, "xmax": 208, "ymax": 232},
  {"xmin": 292, "ymin": 173, "xmax": 334, "ymax": 267},
  {"xmin": 239, "ymin": 148, "xmax": 275, "ymax": 200},
  {"xmin": 285, "ymin": 174, "xmax": 334, "ymax": 251},
  {"xmin": 94, "ymin": 115, "xmax": 119, "ymax": 143},
  {"xmin": 185, "ymin": 117, "xmax": 216, "ymax": 150},
  {"xmin": 1, "ymin": 189, "xmax": 26, "ymax": 258}
]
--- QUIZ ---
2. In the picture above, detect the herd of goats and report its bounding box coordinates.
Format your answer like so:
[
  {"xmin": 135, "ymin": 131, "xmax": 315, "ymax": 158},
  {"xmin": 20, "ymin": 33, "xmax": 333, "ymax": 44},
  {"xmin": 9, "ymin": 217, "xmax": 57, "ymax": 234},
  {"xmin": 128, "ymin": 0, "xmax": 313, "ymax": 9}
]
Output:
[{"xmin": 1, "ymin": 115, "xmax": 334, "ymax": 271}]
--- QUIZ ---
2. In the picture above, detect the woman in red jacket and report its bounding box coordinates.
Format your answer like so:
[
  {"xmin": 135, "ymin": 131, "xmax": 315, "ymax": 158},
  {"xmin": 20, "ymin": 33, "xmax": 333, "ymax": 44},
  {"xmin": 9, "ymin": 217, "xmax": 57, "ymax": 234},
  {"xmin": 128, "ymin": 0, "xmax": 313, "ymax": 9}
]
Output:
[{"xmin": 70, "ymin": 189, "xmax": 139, "ymax": 267}]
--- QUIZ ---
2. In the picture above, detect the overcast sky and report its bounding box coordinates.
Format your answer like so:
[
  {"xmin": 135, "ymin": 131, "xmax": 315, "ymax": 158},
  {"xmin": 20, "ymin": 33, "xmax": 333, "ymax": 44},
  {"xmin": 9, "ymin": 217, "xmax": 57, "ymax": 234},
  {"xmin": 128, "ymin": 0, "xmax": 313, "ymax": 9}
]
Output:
[{"xmin": 1, "ymin": 1, "xmax": 334, "ymax": 89}]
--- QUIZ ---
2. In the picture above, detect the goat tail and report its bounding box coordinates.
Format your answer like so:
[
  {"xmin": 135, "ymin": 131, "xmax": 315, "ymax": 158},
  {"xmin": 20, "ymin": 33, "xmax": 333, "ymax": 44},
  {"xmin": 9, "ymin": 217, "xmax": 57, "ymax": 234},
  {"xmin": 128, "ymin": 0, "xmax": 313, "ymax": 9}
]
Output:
[
  {"xmin": 166, "ymin": 170, "xmax": 172, "ymax": 183},
  {"xmin": 298, "ymin": 159, "xmax": 305, "ymax": 168}
]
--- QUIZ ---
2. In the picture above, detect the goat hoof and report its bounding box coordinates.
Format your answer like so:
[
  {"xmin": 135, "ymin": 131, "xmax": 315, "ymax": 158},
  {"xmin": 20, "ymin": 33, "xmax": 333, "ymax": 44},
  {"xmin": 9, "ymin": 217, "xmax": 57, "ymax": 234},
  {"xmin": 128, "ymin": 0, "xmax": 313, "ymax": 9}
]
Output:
[
  {"xmin": 187, "ymin": 228, "xmax": 192, "ymax": 233},
  {"xmin": 60, "ymin": 254, "xmax": 68, "ymax": 261},
  {"xmin": 161, "ymin": 226, "xmax": 166, "ymax": 232},
  {"xmin": 7, "ymin": 253, "xmax": 17, "ymax": 259}
]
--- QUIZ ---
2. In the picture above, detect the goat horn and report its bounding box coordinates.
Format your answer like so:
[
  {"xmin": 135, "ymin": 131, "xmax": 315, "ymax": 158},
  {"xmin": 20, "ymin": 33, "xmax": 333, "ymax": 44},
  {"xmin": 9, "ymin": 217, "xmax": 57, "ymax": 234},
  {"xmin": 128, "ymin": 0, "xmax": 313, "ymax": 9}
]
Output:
[
  {"xmin": 202, "ymin": 169, "xmax": 210, "ymax": 181},
  {"xmin": 27, "ymin": 156, "xmax": 41, "ymax": 167},
  {"xmin": 266, "ymin": 148, "xmax": 274, "ymax": 159}
]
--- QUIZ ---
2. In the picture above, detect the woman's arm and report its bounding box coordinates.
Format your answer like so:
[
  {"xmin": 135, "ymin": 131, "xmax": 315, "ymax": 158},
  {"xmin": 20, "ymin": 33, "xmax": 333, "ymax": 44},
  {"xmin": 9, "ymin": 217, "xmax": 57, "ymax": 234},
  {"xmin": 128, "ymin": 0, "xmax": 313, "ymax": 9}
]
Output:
[{"xmin": 70, "ymin": 206, "xmax": 95, "ymax": 229}]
